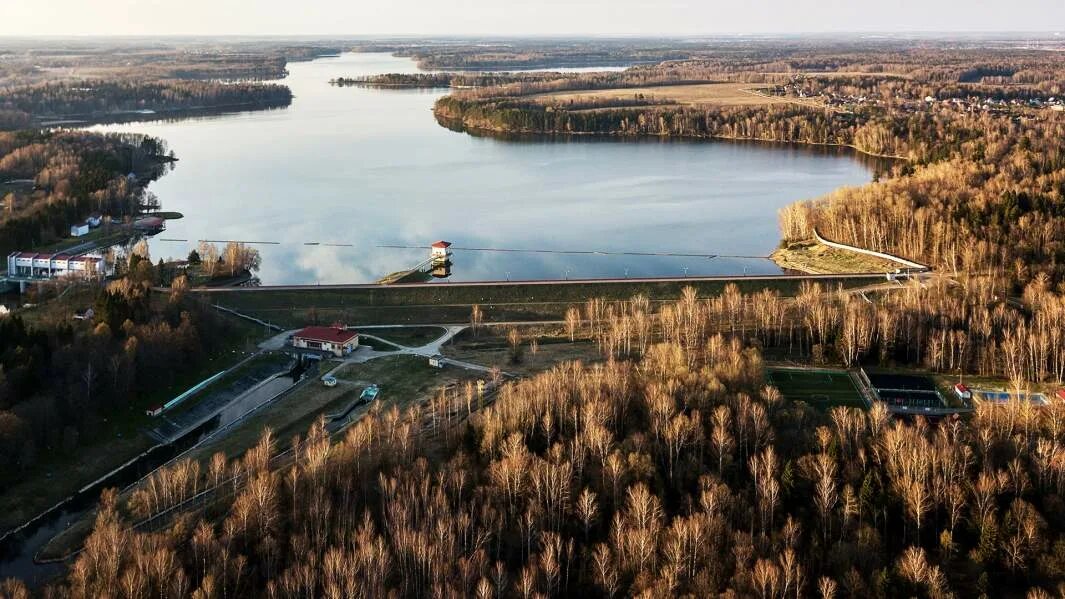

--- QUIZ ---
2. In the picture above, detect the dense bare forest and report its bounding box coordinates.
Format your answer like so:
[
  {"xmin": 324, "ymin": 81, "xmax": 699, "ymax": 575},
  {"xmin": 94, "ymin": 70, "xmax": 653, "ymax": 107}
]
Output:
[
  {"xmin": 5, "ymin": 38, "xmax": 1065, "ymax": 597},
  {"xmin": 1, "ymin": 282, "xmax": 1060, "ymax": 597},
  {"xmin": 0, "ymin": 130, "xmax": 169, "ymax": 256},
  {"xmin": 0, "ymin": 266, "xmax": 245, "ymax": 488}
]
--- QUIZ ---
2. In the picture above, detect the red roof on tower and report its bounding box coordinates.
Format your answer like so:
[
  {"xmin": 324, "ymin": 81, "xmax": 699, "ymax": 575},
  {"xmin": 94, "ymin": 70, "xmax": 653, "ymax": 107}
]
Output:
[
  {"xmin": 431, "ymin": 241, "xmax": 452, "ymax": 249},
  {"xmin": 294, "ymin": 326, "xmax": 358, "ymax": 344}
]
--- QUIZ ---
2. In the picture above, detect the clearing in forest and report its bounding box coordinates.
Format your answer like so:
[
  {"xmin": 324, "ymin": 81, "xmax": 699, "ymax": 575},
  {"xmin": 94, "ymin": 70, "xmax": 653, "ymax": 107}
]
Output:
[
  {"xmin": 767, "ymin": 366, "xmax": 867, "ymax": 409},
  {"xmin": 535, "ymin": 82, "xmax": 824, "ymax": 108}
]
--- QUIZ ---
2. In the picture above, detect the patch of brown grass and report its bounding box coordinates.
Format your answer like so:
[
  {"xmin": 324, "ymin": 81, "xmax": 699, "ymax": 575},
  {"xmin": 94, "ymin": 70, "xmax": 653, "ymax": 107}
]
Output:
[{"xmin": 535, "ymin": 83, "xmax": 823, "ymax": 108}]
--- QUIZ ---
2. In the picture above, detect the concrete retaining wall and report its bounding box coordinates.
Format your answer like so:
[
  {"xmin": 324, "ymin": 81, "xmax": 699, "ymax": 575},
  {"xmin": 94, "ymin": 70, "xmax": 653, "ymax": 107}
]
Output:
[{"xmin": 813, "ymin": 229, "xmax": 929, "ymax": 272}]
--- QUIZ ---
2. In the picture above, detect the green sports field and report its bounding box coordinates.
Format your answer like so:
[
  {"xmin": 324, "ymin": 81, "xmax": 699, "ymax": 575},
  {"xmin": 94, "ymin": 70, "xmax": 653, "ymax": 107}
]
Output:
[{"xmin": 767, "ymin": 367, "xmax": 868, "ymax": 409}]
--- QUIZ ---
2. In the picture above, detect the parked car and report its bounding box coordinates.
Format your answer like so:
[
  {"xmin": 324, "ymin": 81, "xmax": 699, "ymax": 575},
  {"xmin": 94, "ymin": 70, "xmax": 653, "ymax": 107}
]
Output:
[{"xmin": 322, "ymin": 375, "xmax": 337, "ymax": 387}]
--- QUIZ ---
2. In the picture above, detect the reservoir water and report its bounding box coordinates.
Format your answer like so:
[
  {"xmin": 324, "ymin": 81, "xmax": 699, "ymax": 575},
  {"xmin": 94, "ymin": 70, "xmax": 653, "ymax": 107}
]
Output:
[
  {"xmin": 1, "ymin": 51, "xmax": 877, "ymax": 587},
  {"xmin": 92, "ymin": 52, "xmax": 874, "ymax": 283}
]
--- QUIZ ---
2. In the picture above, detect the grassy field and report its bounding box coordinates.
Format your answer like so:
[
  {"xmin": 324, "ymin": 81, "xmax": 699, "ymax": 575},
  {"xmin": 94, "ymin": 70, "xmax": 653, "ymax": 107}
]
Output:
[
  {"xmin": 36, "ymin": 225, "xmax": 133, "ymax": 253},
  {"xmin": 770, "ymin": 240, "xmax": 900, "ymax": 274},
  {"xmin": 14, "ymin": 282, "xmax": 100, "ymax": 328},
  {"xmin": 364, "ymin": 326, "xmax": 447, "ymax": 347},
  {"xmin": 536, "ymin": 83, "xmax": 822, "ymax": 108},
  {"xmin": 195, "ymin": 277, "xmax": 880, "ymax": 328},
  {"xmin": 179, "ymin": 378, "xmax": 354, "ymax": 467},
  {"xmin": 163, "ymin": 351, "xmax": 292, "ymax": 418},
  {"xmin": 335, "ymin": 355, "xmax": 480, "ymax": 394},
  {"xmin": 767, "ymin": 367, "xmax": 868, "ymax": 409},
  {"xmin": 446, "ymin": 339, "xmax": 601, "ymax": 377}
]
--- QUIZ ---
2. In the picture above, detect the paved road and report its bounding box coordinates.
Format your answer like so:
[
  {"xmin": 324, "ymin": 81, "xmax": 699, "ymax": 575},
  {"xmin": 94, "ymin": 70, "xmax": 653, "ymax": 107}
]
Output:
[{"xmin": 305, "ymin": 324, "xmax": 514, "ymax": 380}]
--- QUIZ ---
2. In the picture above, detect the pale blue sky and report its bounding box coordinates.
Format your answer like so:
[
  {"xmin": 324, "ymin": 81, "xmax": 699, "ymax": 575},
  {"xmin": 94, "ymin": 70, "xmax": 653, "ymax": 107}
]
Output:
[{"xmin": 2, "ymin": 0, "xmax": 1063, "ymax": 36}]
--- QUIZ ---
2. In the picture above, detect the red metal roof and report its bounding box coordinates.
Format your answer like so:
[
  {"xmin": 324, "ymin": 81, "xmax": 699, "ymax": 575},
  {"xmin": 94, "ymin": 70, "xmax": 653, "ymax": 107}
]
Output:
[
  {"xmin": 135, "ymin": 216, "xmax": 165, "ymax": 227},
  {"xmin": 431, "ymin": 241, "xmax": 452, "ymax": 248},
  {"xmin": 294, "ymin": 326, "xmax": 358, "ymax": 344},
  {"xmin": 954, "ymin": 383, "xmax": 970, "ymax": 392}
]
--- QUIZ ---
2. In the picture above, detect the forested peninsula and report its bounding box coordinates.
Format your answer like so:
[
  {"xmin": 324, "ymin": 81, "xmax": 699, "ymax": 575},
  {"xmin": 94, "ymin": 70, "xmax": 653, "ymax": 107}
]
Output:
[
  {"xmin": 0, "ymin": 41, "xmax": 348, "ymax": 128},
  {"xmin": 431, "ymin": 49, "xmax": 1065, "ymax": 285},
  {"xmin": 0, "ymin": 80, "xmax": 293, "ymax": 127}
]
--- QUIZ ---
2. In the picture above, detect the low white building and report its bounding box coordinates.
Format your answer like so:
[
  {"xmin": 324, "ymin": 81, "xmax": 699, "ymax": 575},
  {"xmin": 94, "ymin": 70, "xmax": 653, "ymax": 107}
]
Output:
[
  {"xmin": 6, "ymin": 251, "xmax": 110, "ymax": 279},
  {"xmin": 292, "ymin": 325, "xmax": 359, "ymax": 357},
  {"xmin": 70, "ymin": 223, "xmax": 89, "ymax": 237}
]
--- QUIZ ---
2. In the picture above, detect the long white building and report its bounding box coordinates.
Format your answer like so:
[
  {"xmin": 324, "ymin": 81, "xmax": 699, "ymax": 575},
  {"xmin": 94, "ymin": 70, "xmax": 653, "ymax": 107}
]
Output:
[{"xmin": 6, "ymin": 251, "xmax": 110, "ymax": 279}]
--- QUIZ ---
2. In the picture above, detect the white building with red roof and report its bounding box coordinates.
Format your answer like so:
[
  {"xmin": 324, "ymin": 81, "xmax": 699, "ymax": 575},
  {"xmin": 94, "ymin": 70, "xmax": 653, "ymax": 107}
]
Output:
[
  {"xmin": 953, "ymin": 383, "xmax": 972, "ymax": 401},
  {"xmin": 292, "ymin": 325, "xmax": 359, "ymax": 357},
  {"xmin": 430, "ymin": 240, "xmax": 453, "ymax": 264}
]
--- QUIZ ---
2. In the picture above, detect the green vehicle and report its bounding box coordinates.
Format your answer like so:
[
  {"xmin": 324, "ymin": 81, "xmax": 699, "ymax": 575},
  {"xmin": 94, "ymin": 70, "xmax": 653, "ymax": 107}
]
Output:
[{"xmin": 359, "ymin": 384, "xmax": 380, "ymax": 405}]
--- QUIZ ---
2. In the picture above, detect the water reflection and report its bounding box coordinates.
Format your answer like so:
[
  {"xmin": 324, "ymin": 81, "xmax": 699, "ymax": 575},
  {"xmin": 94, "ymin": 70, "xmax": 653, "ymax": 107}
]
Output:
[{"xmin": 91, "ymin": 52, "xmax": 875, "ymax": 284}]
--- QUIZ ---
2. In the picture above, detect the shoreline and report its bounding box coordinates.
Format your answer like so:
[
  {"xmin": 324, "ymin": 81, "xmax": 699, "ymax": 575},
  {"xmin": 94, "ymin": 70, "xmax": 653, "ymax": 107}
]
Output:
[{"xmin": 433, "ymin": 113, "xmax": 909, "ymax": 162}]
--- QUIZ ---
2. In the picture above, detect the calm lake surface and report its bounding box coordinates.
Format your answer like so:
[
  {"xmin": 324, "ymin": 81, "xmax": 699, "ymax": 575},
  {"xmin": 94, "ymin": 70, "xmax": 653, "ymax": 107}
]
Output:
[{"xmin": 93, "ymin": 52, "xmax": 874, "ymax": 284}]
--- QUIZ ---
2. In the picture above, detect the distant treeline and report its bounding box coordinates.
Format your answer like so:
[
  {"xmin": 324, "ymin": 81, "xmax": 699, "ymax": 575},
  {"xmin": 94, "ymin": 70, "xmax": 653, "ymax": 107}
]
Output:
[
  {"xmin": 0, "ymin": 80, "xmax": 293, "ymax": 127},
  {"xmin": 352, "ymin": 40, "xmax": 685, "ymax": 70},
  {"xmin": 330, "ymin": 72, "xmax": 577, "ymax": 89},
  {"xmin": 434, "ymin": 96, "xmax": 933, "ymax": 159},
  {"xmin": 353, "ymin": 39, "xmax": 1065, "ymax": 87},
  {"xmin": 0, "ymin": 42, "xmax": 343, "ymax": 88}
]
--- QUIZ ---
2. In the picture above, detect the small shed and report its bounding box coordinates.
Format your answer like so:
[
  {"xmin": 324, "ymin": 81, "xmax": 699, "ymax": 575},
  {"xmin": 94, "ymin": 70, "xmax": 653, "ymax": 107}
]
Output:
[
  {"xmin": 430, "ymin": 241, "xmax": 453, "ymax": 264},
  {"xmin": 953, "ymin": 383, "xmax": 972, "ymax": 401},
  {"xmin": 70, "ymin": 223, "xmax": 89, "ymax": 237},
  {"xmin": 72, "ymin": 307, "xmax": 95, "ymax": 321}
]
